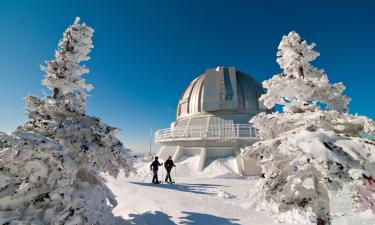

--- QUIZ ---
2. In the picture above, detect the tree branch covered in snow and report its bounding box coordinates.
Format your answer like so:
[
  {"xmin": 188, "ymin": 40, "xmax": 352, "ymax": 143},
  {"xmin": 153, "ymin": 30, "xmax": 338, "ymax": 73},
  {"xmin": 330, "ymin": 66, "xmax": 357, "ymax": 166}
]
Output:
[
  {"xmin": 243, "ymin": 31, "xmax": 375, "ymax": 225},
  {"xmin": 253, "ymin": 110, "xmax": 375, "ymax": 140},
  {"xmin": 0, "ymin": 17, "xmax": 133, "ymax": 225},
  {"xmin": 261, "ymin": 31, "xmax": 350, "ymax": 113},
  {"xmin": 42, "ymin": 17, "xmax": 94, "ymax": 113},
  {"xmin": 246, "ymin": 127, "xmax": 375, "ymax": 224}
]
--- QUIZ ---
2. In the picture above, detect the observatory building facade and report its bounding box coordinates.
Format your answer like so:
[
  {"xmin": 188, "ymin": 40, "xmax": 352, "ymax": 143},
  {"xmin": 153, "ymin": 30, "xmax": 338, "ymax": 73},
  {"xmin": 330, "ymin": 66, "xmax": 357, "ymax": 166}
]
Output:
[{"xmin": 155, "ymin": 66, "xmax": 267, "ymax": 175}]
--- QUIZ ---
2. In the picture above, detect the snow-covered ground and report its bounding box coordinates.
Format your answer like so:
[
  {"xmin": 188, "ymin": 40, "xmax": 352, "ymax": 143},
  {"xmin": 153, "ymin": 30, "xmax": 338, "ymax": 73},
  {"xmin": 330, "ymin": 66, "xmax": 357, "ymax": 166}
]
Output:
[
  {"xmin": 104, "ymin": 156, "xmax": 291, "ymax": 225},
  {"xmin": 104, "ymin": 156, "xmax": 375, "ymax": 225}
]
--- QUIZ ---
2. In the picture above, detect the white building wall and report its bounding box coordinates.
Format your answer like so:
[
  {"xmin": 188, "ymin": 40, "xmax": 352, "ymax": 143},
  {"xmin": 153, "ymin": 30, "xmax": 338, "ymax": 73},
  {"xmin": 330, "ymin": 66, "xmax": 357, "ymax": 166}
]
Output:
[{"xmin": 206, "ymin": 147, "xmax": 236, "ymax": 159}]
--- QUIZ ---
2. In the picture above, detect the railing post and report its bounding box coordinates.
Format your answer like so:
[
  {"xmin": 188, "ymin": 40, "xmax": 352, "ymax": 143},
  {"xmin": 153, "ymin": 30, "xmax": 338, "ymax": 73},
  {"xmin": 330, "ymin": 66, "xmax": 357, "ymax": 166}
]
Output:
[{"xmin": 154, "ymin": 124, "xmax": 258, "ymax": 143}]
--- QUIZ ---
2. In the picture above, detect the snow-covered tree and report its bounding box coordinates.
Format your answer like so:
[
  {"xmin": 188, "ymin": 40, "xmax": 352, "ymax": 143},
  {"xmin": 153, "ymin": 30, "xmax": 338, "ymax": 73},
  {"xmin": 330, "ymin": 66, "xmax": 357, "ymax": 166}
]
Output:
[
  {"xmin": 261, "ymin": 31, "xmax": 350, "ymax": 114},
  {"xmin": 42, "ymin": 17, "xmax": 93, "ymax": 113},
  {"xmin": 0, "ymin": 17, "xmax": 133, "ymax": 225},
  {"xmin": 243, "ymin": 31, "xmax": 375, "ymax": 225}
]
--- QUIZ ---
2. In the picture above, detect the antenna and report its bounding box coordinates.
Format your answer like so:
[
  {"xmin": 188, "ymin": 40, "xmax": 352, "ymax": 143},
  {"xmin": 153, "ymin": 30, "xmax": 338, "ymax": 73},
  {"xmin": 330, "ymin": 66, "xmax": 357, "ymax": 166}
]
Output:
[{"xmin": 149, "ymin": 128, "xmax": 153, "ymax": 155}]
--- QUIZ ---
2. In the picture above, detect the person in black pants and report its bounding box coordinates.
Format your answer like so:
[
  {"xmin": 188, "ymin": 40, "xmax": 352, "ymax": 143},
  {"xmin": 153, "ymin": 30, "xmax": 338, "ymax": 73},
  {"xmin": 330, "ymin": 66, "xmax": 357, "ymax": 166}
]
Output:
[
  {"xmin": 164, "ymin": 155, "xmax": 176, "ymax": 183},
  {"xmin": 150, "ymin": 156, "xmax": 163, "ymax": 184}
]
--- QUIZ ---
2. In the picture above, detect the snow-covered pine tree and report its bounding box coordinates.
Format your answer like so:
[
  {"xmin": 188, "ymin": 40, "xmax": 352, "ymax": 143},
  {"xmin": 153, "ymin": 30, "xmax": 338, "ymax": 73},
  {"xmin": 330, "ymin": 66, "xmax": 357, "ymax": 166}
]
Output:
[
  {"xmin": 0, "ymin": 17, "xmax": 133, "ymax": 225},
  {"xmin": 42, "ymin": 16, "xmax": 93, "ymax": 114},
  {"xmin": 243, "ymin": 31, "xmax": 375, "ymax": 225},
  {"xmin": 261, "ymin": 31, "xmax": 350, "ymax": 114}
]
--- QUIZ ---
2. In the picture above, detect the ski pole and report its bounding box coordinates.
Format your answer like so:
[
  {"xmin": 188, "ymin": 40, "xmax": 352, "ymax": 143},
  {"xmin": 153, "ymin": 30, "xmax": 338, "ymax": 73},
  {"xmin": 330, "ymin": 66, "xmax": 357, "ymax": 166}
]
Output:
[
  {"xmin": 141, "ymin": 171, "xmax": 148, "ymax": 183},
  {"xmin": 161, "ymin": 166, "xmax": 163, "ymax": 183}
]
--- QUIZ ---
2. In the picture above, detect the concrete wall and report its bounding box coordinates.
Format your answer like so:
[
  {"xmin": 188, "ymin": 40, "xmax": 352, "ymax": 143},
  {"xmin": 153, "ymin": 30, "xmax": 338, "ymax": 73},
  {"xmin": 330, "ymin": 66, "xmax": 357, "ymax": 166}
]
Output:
[
  {"xmin": 157, "ymin": 145, "xmax": 178, "ymax": 160},
  {"xmin": 157, "ymin": 144, "xmax": 262, "ymax": 176},
  {"xmin": 206, "ymin": 147, "xmax": 236, "ymax": 159}
]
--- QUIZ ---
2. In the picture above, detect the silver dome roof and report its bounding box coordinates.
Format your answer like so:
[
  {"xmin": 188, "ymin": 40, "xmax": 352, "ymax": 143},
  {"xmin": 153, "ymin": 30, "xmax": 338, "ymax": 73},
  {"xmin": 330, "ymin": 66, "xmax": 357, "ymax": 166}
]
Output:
[{"xmin": 176, "ymin": 66, "xmax": 266, "ymax": 120}]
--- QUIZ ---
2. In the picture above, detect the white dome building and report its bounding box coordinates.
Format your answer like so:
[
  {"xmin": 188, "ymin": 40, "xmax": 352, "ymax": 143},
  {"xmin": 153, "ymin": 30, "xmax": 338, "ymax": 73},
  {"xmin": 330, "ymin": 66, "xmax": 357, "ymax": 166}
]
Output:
[{"xmin": 155, "ymin": 66, "xmax": 269, "ymax": 175}]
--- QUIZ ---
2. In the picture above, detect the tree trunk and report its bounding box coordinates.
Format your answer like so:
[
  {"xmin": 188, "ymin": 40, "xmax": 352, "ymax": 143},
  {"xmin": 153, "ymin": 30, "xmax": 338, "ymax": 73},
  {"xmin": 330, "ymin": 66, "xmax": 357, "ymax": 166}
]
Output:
[
  {"xmin": 53, "ymin": 88, "xmax": 60, "ymax": 99},
  {"xmin": 298, "ymin": 67, "xmax": 304, "ymax": 79}
]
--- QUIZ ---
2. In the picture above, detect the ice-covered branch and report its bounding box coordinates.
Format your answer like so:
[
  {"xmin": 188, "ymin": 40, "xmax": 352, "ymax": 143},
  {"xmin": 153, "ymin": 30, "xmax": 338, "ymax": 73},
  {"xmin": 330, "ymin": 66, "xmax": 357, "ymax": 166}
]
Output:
[
  {"xmin": 261, "ymin": 31, "xmax": 350, "ymax": 113},
  {"xmin": 244, "ymin": 31, "xmax": 375, "ymax": 225},
  {"xmin": 0, "ymin": 18, "xmax": 133, "ymax": 225}
]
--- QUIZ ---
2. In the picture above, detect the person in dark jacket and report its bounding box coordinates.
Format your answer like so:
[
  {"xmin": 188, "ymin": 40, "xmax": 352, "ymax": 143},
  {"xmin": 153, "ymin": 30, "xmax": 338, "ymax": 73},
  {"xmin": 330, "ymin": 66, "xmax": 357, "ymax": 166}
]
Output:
[
  {"xmin": 164, "ymin": 155, "xmax": 176, "ymax": 183},
  {"xmin": 150, "ymin": 156, "xmax": 163, "ymax": 184}
]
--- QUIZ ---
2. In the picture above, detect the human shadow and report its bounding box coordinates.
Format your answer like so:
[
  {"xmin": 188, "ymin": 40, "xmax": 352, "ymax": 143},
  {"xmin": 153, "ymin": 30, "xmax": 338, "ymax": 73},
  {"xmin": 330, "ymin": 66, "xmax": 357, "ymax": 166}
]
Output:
[
  {"xmin": 124, "ymin": 211, "xmax": 177, "ymax": 225},
  {"xmin": 179, "ymin": 211, "xmax": 240, "ymax": 225},
  {"xmin": 130, "ymin": 181, "xmax": 225, "ymax": 195}
]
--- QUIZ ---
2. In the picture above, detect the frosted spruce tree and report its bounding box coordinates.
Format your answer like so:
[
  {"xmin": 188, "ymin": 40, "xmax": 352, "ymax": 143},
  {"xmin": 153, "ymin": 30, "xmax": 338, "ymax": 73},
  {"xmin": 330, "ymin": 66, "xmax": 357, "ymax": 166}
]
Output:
[
  {"xmin": 243, "ymin": 31, "xmax": 375, "ymax": 225},
  {"xmin": 0, "ymin": 17, "xmax": 133, "ymax": 225}
]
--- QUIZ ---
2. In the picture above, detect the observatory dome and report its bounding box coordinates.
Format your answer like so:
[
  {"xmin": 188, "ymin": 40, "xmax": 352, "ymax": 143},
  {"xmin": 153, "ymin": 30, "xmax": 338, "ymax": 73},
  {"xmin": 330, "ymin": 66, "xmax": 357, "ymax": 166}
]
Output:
[
  {"xmin": 155, "ymin": 66, "xmax": 268, "ymax": 175},
  {"xmin": 175, "ymin": 66, "xmax": 267, "ymax": 127}
]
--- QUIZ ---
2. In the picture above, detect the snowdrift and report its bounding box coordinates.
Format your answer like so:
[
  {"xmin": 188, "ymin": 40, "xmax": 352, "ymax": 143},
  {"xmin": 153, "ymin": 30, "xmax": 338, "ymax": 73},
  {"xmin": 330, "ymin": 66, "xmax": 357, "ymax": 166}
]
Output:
[
  {"xmin": 136, "ymin": 155, "xmax": 242, "ymax": 179},
  {"xmin": 245, "ymin": 127, "xmax": 375, "ymax": 225}
]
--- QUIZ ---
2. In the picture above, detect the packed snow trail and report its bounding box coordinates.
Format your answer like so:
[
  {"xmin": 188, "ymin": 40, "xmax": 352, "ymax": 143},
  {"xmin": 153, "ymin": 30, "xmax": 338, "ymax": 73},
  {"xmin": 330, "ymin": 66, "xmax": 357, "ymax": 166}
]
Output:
[
  {"xmin": 102, "ymin": 156, "xmax": 290, "ymax": 225},
  {"xmin": 105, "ymin": 174, "xmax": 291, "ymax": 225},
  {"xmin": 103, "ymin": 156, "xmax": 375, "ymax": 225}
]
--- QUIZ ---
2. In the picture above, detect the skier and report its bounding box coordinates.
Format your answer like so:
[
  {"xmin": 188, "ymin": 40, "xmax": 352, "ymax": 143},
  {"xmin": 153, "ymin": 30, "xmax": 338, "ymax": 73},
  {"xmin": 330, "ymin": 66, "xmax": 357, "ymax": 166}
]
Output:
[
  {"xmin": 164, "ymin": 155, "xmax": 176, "ymax": 183},
  {"xmin": 150, "ymin": 156, "xmax": 163, "ymax": 184}
]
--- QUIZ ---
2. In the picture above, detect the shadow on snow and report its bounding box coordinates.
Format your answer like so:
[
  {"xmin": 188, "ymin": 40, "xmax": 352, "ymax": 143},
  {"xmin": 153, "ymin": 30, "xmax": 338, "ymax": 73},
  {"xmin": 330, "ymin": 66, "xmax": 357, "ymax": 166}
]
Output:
[
  {"xmin": 119, "ymin": 211, "xmax": 240, "ymax": 225},
  {"xmin": 124, "ymin": 211, "xmax": 176, "ymax": 225},
  {"xmin": 130, "ymin": 181, "xmax": 225, "ymax": 195},
  {"xmin": 179, "ymin": 211, "xmax": 240, "ymax": 225}
]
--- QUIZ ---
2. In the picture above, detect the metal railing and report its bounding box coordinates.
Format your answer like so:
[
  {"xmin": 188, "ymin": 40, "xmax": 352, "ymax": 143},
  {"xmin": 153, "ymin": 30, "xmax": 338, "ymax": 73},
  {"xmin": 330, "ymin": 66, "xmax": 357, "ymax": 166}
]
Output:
[{"xmin": 155, "ymin": 124, "xmax": 258, "ymax": 143}]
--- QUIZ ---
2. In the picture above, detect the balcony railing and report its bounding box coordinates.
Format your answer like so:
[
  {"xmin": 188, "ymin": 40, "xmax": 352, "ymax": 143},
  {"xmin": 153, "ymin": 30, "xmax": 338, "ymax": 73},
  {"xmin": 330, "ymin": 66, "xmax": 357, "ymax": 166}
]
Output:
[{"xmin": 155, "ymin": 124, "xmax": 258, "ymax": 143}]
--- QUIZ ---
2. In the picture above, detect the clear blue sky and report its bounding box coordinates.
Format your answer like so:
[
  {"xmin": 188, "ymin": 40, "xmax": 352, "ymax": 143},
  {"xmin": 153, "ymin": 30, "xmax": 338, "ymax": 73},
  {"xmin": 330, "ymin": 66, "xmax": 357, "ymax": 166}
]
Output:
[{"xmin": 0, "ymin": 0, "xmax": 374, "ymax": 153}]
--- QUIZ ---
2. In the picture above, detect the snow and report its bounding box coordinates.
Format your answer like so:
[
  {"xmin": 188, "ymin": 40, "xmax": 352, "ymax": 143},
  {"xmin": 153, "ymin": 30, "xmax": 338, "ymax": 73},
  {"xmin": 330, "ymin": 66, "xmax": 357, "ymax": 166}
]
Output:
[
  {"xmin": 241, "ymin": 31, "xmax": 375, "ymax": 224},
  {"xmin": 101, "ymin": 156, "xmax": 375, "ymax": 225},
  {"xmin": 0, "ymin": 173, "xmax": 10, "ymax": 190},
  {"xmin": 137, "ymin": 155, "xmax": 241, "ymax": 179},
  {"xmin": 103, "ymin": 157, "xmax": 293, "ymax": 225},
  {"xmin": 24, "ymin": 159, "xmax": 49, "ymax": 181},
  {"xmin": 244, "ymin": 126, "xmax": 375, "ymax": 224},
  {"xmin": 0, "ymin": 18, "xmax": 133, "ymax": 225},
  {"xmin": 261, "ymin": 31, "xmax": 350, "ymax": 113},
  {"xmin": 0, "ymin": 21, "xmax": 373, "ymax": 225}
]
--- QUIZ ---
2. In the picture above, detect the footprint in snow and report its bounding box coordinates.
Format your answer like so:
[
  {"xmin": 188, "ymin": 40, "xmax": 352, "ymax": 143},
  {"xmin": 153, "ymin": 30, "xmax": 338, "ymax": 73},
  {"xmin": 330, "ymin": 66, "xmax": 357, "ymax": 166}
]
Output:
[{"xmin": 210, "ymin": 188, "xmax": 236, "ymax": 199}]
